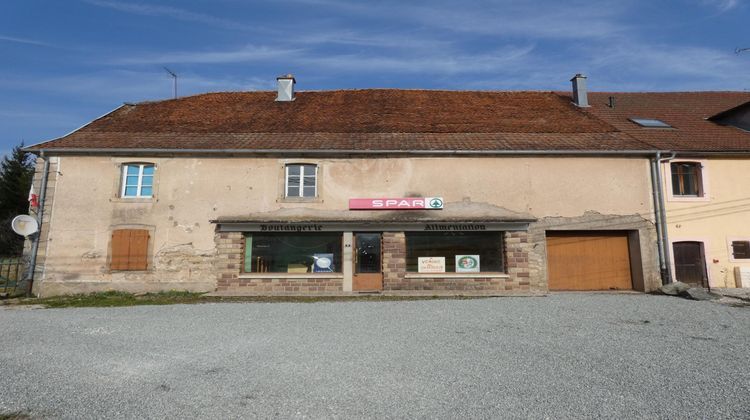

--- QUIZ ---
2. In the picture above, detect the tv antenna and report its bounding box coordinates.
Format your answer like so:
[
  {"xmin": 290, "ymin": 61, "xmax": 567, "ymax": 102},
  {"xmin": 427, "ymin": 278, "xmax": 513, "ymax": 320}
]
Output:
[
  {"xmin": 735, "ymin": 47, "xmax": 750, "ymax": 54},
  {"xmin": 164, "ymin": 67, "xmax": 178, "ymax": 98}
]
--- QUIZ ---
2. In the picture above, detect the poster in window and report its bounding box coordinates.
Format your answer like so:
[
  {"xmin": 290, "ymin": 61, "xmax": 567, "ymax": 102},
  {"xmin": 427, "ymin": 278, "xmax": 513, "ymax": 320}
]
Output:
[
  {"xmin": 455, "ymin": 255, "xmax": 480, "ymax": 273},
  {"xmin": 313, "ymin": 253, "xmax": 335, "ymax": 272},
  {"xmin": 418, "ymin": 257, "xmax": 445, "ymax": 273}
]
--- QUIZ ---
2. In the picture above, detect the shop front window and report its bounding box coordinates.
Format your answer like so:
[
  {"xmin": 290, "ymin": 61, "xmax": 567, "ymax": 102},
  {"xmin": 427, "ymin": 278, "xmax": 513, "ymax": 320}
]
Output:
[
  {"xmin": 244, "ymin": 233, "xmax": 342, "ymax": 273},
  {"xmin": 405, "ymin": 232, "xmax": 504, "ymax": 273}
]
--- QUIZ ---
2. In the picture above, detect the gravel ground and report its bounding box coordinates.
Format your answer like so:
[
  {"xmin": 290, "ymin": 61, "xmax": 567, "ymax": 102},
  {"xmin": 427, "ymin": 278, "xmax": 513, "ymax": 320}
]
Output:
[{"xmin": 0, "ymin": 294, "xmax": 749, "ymax": 419}]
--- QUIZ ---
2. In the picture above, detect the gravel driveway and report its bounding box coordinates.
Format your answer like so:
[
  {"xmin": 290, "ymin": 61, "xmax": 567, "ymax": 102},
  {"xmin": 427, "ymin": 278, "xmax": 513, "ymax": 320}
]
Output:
[{"xmin": 0, "ymin": 294, "xmax": 748, "ymax": 419}]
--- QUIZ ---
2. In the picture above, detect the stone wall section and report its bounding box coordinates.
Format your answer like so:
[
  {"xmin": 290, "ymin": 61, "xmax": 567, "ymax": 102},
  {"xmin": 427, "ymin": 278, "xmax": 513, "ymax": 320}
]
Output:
[
  {"xmin": 215, "ymin": 231, "xmax": 243, "ymax": 290},
  {"xmin": 504, "ymin": 231, "xmax": 535, "ymax": 292},
  {"xmin": 382, "ymin": 232, "xmax": 406, "ymax": 290}
]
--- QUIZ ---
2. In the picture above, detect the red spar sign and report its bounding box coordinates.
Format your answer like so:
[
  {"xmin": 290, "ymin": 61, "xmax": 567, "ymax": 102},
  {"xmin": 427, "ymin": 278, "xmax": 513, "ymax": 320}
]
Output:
[{"xmin": 349, "ymin": 197, "xmax": 444, "ymax": 210}]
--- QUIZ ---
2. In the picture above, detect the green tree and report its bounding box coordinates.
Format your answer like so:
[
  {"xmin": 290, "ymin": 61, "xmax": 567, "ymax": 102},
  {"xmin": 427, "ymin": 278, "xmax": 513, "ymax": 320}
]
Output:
[{"xmin": 0, "ymin": 143, "xmax": 35, "ymax": 256}]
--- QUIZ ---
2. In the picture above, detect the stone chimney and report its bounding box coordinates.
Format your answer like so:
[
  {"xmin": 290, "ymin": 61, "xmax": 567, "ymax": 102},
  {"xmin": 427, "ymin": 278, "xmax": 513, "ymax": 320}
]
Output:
[
  {"xmin": 276, "ymin": 74, "xmax": 296, "ymax": 102},
  {"xmin": 570, "ymin": 74, "xmax": 589, "ymax": 107}
]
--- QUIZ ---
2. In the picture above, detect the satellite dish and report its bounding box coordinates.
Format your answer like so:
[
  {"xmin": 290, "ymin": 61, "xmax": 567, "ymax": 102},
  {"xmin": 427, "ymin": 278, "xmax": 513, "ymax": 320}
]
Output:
[{"xmin": 11, "ymin": 215, "xmax": 39, "ymax": 237}]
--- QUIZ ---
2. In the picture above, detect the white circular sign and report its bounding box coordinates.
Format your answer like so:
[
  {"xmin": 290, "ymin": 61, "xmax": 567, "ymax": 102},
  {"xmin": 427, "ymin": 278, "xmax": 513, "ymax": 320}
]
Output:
[{"xmin": 316, "ymin": 257, "xmax": 332, "ymax": 269}]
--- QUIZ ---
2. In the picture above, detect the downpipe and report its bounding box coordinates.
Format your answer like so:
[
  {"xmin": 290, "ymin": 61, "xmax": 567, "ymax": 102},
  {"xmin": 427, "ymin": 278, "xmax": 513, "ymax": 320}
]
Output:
[
  {"xmin": 25, "ymin": 151, "xmax": 50, "ymax": 296},
  {"xmin": 654, "ymin": 151, "xmax": 676, "ymax": 285},
  {"xmin": 650, "ymin": 155, "xmax": 668, "ymax": 285}
]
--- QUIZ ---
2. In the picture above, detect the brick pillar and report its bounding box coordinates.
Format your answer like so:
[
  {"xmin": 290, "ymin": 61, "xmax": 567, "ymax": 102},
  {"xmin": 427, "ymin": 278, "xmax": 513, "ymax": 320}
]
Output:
[
  {"xmin": 215, "ymin": 231, "xmax": 243, "ymax": 290},
  {"xmin": 382, "ymin": 232, "xmax": 406, "ymax": 290},
  {"xmin": 505, "ymin": 231, "xmax": 531, "ymax": 291}
]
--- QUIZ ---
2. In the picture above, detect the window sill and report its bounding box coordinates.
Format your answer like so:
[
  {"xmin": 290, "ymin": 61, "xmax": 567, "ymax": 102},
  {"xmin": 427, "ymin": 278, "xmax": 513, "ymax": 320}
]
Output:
[
  {"xmin": 110, "ymin": 197, "xmax": 155, "ymax": 203},
  {"xmin": 239, "ymin": 273, "xmax": 343, "ymax": 279},
  {"xmin": 668, "ymin": 195, "xmax": 710, "ymax": 203},
  {"xmin": 109, "ymin": 270, "xmax": 152, "ymax": 273},
  {"xmin": 404, "ymin": 273, "xmax": 509, "ymax": 279},
  {"xmin": 278, "ymin": 197, "xmax": 323, "ymax": 204}
]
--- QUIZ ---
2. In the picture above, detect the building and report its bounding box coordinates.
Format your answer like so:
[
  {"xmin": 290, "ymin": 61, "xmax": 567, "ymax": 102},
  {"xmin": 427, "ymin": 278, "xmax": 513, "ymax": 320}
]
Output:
[
  {"xmin": 585, "ymin": 92, "xmax": 750, "ymax": 288},
  {"xmin": 28, "ymin": 74, "xmax": 736, "ymax": 297}
]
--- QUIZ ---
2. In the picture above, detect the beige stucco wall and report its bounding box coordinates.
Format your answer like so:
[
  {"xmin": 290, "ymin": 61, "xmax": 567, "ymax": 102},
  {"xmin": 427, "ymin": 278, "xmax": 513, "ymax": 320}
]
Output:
[
  {"xmin": 662, "ymin": 158, "xmax": 750, "ymax": 288},
  {"xmin": 33, "ymin": 155, "xmax": 658, "ymax": 296}
]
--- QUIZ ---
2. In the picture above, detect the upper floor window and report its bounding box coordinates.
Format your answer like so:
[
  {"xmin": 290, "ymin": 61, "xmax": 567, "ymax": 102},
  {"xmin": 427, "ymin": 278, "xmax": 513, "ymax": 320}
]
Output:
[
  {"xmin": 121, "ymin": 163, "xmax": 154, "ymax": 198},
  {"xmin": 670, "ymin": 162, "xmax": 703, "ymax": 197},
  {"xmin": 285, "ymin": 164, "xmax": 317, "ymax": 198}
]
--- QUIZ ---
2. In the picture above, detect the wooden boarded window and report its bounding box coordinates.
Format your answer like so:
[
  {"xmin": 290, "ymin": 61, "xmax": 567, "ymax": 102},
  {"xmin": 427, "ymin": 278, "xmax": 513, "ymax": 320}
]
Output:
[
  {"xmin": 732, "ymin": 241, "xmax": 750, "ymax": 260},
  {"xmin": 111, "ymin": 229, "xmax": 150, "ymax": 270}
]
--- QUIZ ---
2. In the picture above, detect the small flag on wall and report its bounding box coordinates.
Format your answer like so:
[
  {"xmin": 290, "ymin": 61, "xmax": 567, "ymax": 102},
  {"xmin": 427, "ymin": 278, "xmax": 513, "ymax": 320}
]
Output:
[{"xmin": 28, "ymin": 184, "xmax": 39, "ymax": 209}]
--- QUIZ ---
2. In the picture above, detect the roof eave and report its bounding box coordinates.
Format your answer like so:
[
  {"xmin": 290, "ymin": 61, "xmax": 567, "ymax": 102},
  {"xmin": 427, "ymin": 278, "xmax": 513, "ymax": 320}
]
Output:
[{"xmin": 24, "ymin": 147, "xmax": 661, "ymax": 157}]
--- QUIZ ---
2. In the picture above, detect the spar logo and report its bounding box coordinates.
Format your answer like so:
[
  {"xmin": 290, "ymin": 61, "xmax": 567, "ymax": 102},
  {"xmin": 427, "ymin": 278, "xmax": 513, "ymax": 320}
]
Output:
[
  {"xmin": 457, "ymin": 256, "xmax": 478, "ymax": 269},
  {"xmin": 455, "ymin": 255, "xmax": 480, "ymax": 272},
  {"xmin": 428, "ymin": 198, "xmax": 443, "ymax": 209}
]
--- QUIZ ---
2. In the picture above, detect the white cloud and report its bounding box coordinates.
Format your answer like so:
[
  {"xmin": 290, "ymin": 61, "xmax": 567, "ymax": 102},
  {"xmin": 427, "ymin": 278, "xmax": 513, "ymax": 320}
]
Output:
[
  {"xmin": 81, "ymin": 0, "xmax": 255, "ymax": 31},
  {"xmin": 275, "ymin": 0, "xmax": 628, "ymax": 40},
  {"xmin": 702, "ymin": 0, "xmax": 740, "ymax": 12},
  {"xmin": 0, "ymin": 34, "xmax": 53, "ymax": 47},
  {"xmin": 585, "ymin": 41, "xmax": 750, "ymax": 90},
  {"xmin": 304, "ymin": 45, "xmax": 536, "ymax": 75},
  {"xmin": 110, "ymin": 45, "xmax": 304, "ymax": 65},
  {"xmin": 0, "ymin": 70, "xmax": 273, "ymax": 104}
]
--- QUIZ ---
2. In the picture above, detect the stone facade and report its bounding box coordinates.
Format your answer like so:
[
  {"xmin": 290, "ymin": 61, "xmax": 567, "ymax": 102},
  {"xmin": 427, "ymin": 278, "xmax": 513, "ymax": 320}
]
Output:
[
  {"xmin": 26, "ymin": 155, "xmax": 661, "ymax": 296},
  {"xmin": 382, "ymin": 232, "xmax": 406, "ymax": 290},
  {"xmin": 504, "ymin": 231, "xmax": 533, "ymax": 292}
]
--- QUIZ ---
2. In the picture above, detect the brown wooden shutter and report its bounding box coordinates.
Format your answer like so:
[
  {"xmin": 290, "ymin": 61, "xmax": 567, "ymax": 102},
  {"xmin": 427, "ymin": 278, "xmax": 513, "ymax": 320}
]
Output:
[
  {"xmin": 128, "ymin": 230, "xmax": 149, "ymax": 270},
  {"xmin": 111, "ymin": 230, "xmax": 130, "ymax": 270},
  {"xmin": 110, "ymin": 229, "xmax": 150, "ymax": 270}
]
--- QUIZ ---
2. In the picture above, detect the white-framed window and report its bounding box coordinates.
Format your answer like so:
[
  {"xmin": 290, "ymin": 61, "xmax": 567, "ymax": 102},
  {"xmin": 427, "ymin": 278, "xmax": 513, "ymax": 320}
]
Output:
[
  {"xmin": 667, "ymin": 159, "xmax": 709, "ymax": 201},
  {"xmin": 285, "ymin": 164, "xmax": 317, "ymax": 198},
  {"xmin": 120, "ymin": 163, "xmax": 154, "ymax": 198},
  {"xmin": 670, "ymin": 161, "xmax": 703, "ymax": 197}
]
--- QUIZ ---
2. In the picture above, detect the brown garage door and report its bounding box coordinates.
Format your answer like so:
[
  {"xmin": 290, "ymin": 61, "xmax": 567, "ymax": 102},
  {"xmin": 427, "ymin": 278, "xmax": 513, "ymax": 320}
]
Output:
[{"xmin": 547, "ymin": 232, "xmax": 633, "ymax": 291}]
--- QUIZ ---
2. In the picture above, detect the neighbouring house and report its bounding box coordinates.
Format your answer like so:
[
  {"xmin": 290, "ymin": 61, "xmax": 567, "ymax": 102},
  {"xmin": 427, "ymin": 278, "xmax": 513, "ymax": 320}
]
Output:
[
  {"xmin": 29, "ymin": 74, "xmax": 733, "ymax": 297},
  {"xmin": 585, "ymin": 92, "xmax": 750, "ymax": 289}
]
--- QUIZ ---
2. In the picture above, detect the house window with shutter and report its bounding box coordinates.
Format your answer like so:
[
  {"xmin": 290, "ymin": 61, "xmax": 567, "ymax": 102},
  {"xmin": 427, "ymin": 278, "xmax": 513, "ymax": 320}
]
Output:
[
  {"xmin": 670, "ymin": 162, "xmax": 704, "ymax": 197},
  {"xmin": 110, "ymin": 229, "xmax": 150, "ymax": 270}
]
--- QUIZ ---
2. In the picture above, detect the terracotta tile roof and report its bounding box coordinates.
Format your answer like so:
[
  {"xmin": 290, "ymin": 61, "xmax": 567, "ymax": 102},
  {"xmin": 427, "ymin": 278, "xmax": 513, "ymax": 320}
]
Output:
[
  {"xmin": 580, "ymin": 92, "xmax": 750, "ymax": 152},
  {"xmin": 29, "ymin": 89, "xmax": 654, "ymax": 152}
]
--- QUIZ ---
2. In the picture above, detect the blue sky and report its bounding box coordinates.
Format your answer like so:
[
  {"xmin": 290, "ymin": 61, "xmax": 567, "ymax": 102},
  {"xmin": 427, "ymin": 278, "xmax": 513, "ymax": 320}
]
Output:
[{"xmin": 1, "ymin": 0, "xmax": 749, "ymax": 156}]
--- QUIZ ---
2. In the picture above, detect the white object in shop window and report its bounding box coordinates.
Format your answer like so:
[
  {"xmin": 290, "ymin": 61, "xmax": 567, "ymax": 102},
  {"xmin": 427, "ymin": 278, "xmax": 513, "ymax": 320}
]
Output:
[{"xmin": 418, "ymin": 257, "xmax": 446, "ymax": 273}]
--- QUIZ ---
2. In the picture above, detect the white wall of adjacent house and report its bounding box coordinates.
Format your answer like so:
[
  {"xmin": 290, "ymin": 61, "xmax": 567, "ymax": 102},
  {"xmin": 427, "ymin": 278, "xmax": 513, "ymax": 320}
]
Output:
[
  {"xmin": 662, "ymin": 158, "xmax": 750, "ymax": 288},
  {"xmin": 32, "ymin": 155, "xmax": 656, "ymax": 296}
]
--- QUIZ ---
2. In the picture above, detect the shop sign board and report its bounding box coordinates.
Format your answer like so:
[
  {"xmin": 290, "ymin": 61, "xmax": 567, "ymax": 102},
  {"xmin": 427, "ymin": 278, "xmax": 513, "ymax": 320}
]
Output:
[
  {"xmin": 455, "ymin": 255, "xmax": 480, "ymax": 273},
  {"xmin": 349, "ymin": 197, "xmax": 444, "ymax": 210},
  {"xmin": 218, "ymin": 222, "xmax": 530, "ymax": 232},
  {"xmin": 418, "ymin": 257, "xmax": 446, "ymax": 273}
]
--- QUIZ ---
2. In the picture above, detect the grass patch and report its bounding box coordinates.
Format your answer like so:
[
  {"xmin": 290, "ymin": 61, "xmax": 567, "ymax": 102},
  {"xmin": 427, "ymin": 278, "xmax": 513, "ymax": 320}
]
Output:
[
  {"xmin": 0, "ymin": 412, "xmax": 30, "ymax": 420},
  {"xmin": 6, "ymin": 290, "xmax": 486, "ymax": 308}
]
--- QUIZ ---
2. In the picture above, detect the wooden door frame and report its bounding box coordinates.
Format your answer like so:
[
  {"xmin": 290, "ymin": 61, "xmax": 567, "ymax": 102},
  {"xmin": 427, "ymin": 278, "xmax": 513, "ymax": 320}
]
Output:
[
  {"xmin": 670, "ymin": 238, "xmax": 711, "ymax": 287},
  {"xmin": 352, "ymin": 232, "xmax": 383, "ymax": 291}
]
